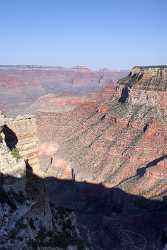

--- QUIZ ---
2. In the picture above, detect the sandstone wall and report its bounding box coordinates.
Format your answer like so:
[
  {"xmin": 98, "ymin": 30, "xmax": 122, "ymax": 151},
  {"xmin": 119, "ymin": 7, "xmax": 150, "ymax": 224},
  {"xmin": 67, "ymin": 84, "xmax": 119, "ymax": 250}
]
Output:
[
  {"xmin": 0, "ymin": 113, "xmax": 26, "ymax": 192},
  {"xmin": 116, "ymin": 85, "xmax": 167, "ymax": 109},
  {"xmin": 131, "ymin": 66, "xmax": 167, "ymax": 80},
  {"xmin": 116, "ymin": 66, "xmax": 167, "ymax": 108},
  {"xmin": 118, "ymin": 66, "xmax": 167, "ymax": 90},
  {"xmin": 129, "ymin": 89, "xmax": 167, "ymax": 108},
  {"xmin": 6, "ymin": 115, "xmax": 40, "ymax": 173}
]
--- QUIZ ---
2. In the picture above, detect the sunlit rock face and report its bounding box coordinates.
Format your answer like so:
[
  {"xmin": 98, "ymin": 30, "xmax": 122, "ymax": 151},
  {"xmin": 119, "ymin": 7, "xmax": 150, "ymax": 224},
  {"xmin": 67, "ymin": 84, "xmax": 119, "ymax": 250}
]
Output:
[
  {"xmin": 119, "ymin": 65, "xmax": 167, "ymax": 90},
  {"xmin": 117, "ymin": 65, "xmax": 167, "ymax": 108},
  {"xmin": 5, "ymin": 115, "xmax": 40, "ymax": 174},
  {"xmin": 0, "ymin": 112, "xmax": 41, "ymax": 176},
  {"xmin": 0, "ymin": 113, "xmax": 26, "ymax": 193}
]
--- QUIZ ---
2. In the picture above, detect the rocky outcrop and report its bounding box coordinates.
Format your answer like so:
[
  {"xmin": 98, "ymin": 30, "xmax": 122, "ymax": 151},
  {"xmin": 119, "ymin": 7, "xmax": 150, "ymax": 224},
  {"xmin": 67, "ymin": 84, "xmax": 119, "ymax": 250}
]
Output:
[
  {"xmin": 0, "ymin": 113, "xmax": 26, "ymax": 193},
  {"xmin": 119, "ymin": 65, "xmax": 167, "ymax": 89},
  {"xmin": 117, "ymin": 65, "xmax": 167, "ymax": 108},
  {"xmin": 0, "ymin": 111, "xmax": 48, "ymax": 177},
  {"xmin": 1, "ymin": 114, "xmax": 40, "ymax": 174}
]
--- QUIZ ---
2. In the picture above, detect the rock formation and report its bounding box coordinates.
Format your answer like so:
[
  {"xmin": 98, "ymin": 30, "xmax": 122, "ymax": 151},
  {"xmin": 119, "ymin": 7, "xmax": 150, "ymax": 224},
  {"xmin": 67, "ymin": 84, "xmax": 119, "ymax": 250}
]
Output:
[
  {"xmin": 117, "ymin": 65, "xmax": 167, "ymax": 107},
  {"xmin": 5, "ymin": 114, "xmax": 40, "ymax": 174},
  {"xmin": 0, "ymin": 112, "xmax": 26, "ymax": 193}
]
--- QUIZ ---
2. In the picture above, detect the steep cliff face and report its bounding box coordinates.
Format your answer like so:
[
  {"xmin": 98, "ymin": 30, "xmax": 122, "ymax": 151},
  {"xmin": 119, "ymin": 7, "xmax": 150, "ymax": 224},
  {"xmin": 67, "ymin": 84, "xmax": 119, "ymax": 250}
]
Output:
[
  {"xmin": 119, "ymin": 65, "xmax": 167, "ymax": 89},
  {"xmin": 3, "ymin": 114, "xmax": 40, "ymax": 174},
  {"xmin": 117, "ymin": 65, "xmax": 167, "ymax": 108},
  {"xmin": 0, "ymin": 113, "xmax": 26, "ymax": 193}
]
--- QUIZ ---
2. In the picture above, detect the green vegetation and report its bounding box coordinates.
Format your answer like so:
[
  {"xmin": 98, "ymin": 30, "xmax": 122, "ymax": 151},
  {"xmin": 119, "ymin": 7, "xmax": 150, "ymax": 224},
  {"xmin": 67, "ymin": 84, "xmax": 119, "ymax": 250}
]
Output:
[{"xmin": 11, "ymin": 147, "xmax": 21, "ymax": 161}]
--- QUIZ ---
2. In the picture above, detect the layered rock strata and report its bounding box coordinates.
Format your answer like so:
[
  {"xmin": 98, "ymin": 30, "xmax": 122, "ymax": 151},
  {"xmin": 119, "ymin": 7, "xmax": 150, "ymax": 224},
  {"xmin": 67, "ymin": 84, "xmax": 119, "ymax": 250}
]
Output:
[
  {"xmin": 117, "ymin": 65, "xmax": 167, "ymax": 108},
  {"xmin": 1, "ymin": 114, "xmax": 40, "ymax": 174},
  {"xmin": 0, "ymin": 113, "xmax": 26, "ymax": 193}
]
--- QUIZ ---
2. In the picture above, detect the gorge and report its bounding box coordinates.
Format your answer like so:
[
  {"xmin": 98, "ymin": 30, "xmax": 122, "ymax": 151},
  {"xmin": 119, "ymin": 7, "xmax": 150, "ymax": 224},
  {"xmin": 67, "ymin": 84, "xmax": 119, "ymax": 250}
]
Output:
[{"xmin": 0, "ymin": 65, "xmax": 167, "ymax": 249}]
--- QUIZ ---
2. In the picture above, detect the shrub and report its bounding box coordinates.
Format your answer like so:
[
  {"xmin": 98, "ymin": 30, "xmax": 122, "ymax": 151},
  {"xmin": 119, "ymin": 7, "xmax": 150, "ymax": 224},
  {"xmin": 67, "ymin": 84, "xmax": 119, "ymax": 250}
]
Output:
[{"xmin": 11, "ymin": 148, "xmax": 21, "ymax": 160}]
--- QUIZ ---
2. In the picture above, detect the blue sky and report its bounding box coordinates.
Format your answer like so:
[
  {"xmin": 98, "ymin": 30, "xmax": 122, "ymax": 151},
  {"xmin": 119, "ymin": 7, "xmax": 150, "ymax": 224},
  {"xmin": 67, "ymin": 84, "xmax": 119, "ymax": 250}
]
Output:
[{"xmin": 0, "ymin": 0, "xmax": 166, "ymax": 69}]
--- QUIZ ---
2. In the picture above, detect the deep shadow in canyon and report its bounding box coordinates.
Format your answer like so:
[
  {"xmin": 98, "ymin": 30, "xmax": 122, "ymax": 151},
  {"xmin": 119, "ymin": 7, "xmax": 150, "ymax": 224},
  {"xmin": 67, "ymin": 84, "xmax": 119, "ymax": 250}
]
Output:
[
  {"xmin": 137, "ymin": 154, "xmax": 167, "ymax": 177},
  {"xmin": 118, "ymin": 86, "xmax": 129, "ymax": 103},
  {"xmin": 1, "ymin": 163, "xmax": 167, "ymax": 250}
]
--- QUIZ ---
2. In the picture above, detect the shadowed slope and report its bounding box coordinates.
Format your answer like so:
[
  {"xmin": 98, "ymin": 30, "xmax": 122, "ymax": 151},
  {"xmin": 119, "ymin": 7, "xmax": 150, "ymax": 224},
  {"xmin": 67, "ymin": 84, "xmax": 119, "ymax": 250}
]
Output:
[{"xmin": 1, "ymin": 165, "xmax": 167, "ymax": 250}]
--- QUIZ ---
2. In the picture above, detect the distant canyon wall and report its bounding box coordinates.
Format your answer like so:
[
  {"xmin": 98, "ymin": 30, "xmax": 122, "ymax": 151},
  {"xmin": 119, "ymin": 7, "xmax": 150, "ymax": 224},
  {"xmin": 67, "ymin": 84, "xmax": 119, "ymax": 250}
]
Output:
[{"xmin": 0, "ymin": 65, "xmax": 128, "ymax": 116}]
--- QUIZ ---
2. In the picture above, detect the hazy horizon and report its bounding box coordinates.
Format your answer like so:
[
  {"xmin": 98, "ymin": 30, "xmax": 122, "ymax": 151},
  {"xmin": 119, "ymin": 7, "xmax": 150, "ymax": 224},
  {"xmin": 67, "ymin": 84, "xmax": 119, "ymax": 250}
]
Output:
[
  {"xmin": 0, "ymin": 0, "xmax": 166, "ymax": 69},
  {"xmin": 0, "ymin": 64, "xmax": 130, "ymax": 71}
]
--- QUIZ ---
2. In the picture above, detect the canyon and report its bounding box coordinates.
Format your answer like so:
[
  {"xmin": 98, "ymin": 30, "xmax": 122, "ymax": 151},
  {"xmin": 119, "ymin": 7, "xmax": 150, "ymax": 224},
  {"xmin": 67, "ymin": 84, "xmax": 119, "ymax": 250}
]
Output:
[
  {"xmin": 0, "ymin": 65, "xmax": 167, "ymax": 249},
  {"xmin": 0, "ymin": 65, "xmax": 127, "ymax": 116},
  {"xmin": 37, "ymin": 66, "xmax": 167, "ymax": 199}
]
